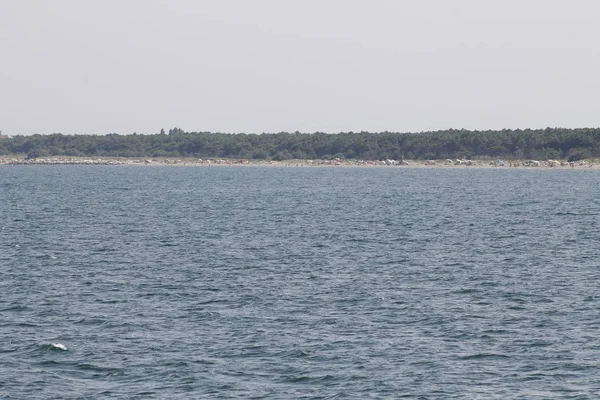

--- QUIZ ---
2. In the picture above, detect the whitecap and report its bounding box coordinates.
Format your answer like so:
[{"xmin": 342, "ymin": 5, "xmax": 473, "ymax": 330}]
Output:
[{"xmin": 50, "ymin": 343, "xmax": 67, "ymax": 351}]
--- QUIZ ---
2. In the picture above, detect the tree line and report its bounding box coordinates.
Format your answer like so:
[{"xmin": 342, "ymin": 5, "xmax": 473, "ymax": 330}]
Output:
[{"xmin": 1, "ymin": 127, "xmax": 599, "ymax": 161}]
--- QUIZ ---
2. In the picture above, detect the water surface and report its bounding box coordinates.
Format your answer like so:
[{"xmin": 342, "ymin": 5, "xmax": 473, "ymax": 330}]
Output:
[{"xmin": 2, "ymin": 166, "xmax": 600, "ymax": 399}]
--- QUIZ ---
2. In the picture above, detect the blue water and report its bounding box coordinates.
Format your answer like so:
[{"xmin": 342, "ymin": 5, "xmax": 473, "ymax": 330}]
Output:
[{"xmin": 2, "ymin": 165, "xmax": 600, "ymax": 399}]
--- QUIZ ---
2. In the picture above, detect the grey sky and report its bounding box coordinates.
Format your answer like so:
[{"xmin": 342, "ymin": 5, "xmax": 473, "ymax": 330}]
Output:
[{"xmin": 1, "ymin": 0, "xmax": 599, "ymax": 135}]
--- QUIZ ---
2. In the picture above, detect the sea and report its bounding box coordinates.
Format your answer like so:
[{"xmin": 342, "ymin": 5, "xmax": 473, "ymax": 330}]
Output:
[{"xmin": 1, "ymin": 165, "xmax": 600, "ymax": 399}]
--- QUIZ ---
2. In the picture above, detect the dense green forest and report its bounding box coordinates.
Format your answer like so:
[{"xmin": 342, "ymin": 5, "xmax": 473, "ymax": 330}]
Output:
[{"xmin": 1, "ymin": 127, "xmax": 599, "ymax": 161}]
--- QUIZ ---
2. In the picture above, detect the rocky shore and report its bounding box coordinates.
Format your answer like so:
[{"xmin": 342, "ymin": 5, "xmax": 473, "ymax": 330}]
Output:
[{"xmin": 0, "ymin": 156, "xmax": 596, "ymax": 169}]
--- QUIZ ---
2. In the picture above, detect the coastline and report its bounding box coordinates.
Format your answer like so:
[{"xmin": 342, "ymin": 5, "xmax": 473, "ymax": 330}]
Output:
[{"xmin": 0, "ymin": 156, "xmax": 596, "ymax": 169}]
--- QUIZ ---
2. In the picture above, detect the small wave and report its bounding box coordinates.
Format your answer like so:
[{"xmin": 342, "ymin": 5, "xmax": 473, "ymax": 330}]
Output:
[
  {"xmin": 159, "ymin": 242, "xmax": 179, "ymax": 247},
  {"xmin": 278, "ymin": 349, "xmax": 311, "ymax": 358},
  {"xmin": 453, "ymin": 288, "xmax": 480, "ymax": 294},
  {"xmin": 0, "ymin": 304, "xmax": 31, "ymax": 312},
  {"xmin": 76, "ymin": 363, "xmax": 125, "ymax": 376},
  {"xmin": 280, "ymin": 374, "xmax": 338, "ymax": 384},
  {"xmin": 44, "ymin": 343, "xmax": 68, "ymax": 351},
  {"xmin": 74, "ymin": 317, "xmax": 107, "ymax": 326},
  {"xmin": 34, "ymin": 254, "xmax": 58, "ymax": 260},
  {"xmin": 459, "ymin": 353, "xmax": 510, "ymax": 361},
  {"xmin": 554, "ymin": 211, "xmax": 598, "ymax": 216},
  {"xmin": 51, "ymin": 343, "xmax": 67, "ymax": 351}
]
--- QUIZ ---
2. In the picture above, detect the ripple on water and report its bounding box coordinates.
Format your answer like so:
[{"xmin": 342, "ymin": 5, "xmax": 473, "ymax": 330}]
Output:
[{"xmin": 2, "ymin": 166, "xmax": 600, "ymax": 398}]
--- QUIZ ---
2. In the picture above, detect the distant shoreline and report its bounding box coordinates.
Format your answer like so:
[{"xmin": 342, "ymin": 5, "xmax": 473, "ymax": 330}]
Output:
[{"xmin": 0, "ymin": 156, "xmax": 597, "ymax": 169}]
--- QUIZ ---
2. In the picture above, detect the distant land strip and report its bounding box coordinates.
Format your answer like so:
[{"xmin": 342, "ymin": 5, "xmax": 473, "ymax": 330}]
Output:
[
  {"xmin": 0, "ymin": 156, "xmax": 596, "ymax": 169},
  {"xmin": 1, "ymin": 127, "xmax": 599, "ymax": 162}
]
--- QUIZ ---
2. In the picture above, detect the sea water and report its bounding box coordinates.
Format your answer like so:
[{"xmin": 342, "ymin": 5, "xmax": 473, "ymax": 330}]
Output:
[{"xmin": 2, "ymin": 165, "xmax": 600, "ymax": 399}]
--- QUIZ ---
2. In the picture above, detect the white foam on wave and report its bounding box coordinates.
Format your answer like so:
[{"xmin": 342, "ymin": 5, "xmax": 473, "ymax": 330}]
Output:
[{"xmin": 50, "ymin": 343, "xmax": 67, "ymax": 351}]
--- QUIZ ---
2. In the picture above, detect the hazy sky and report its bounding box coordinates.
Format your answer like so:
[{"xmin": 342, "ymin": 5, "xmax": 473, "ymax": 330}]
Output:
[{"xmin": 1, "ymin": 0, "xmax": 599, "ymax": 135}]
